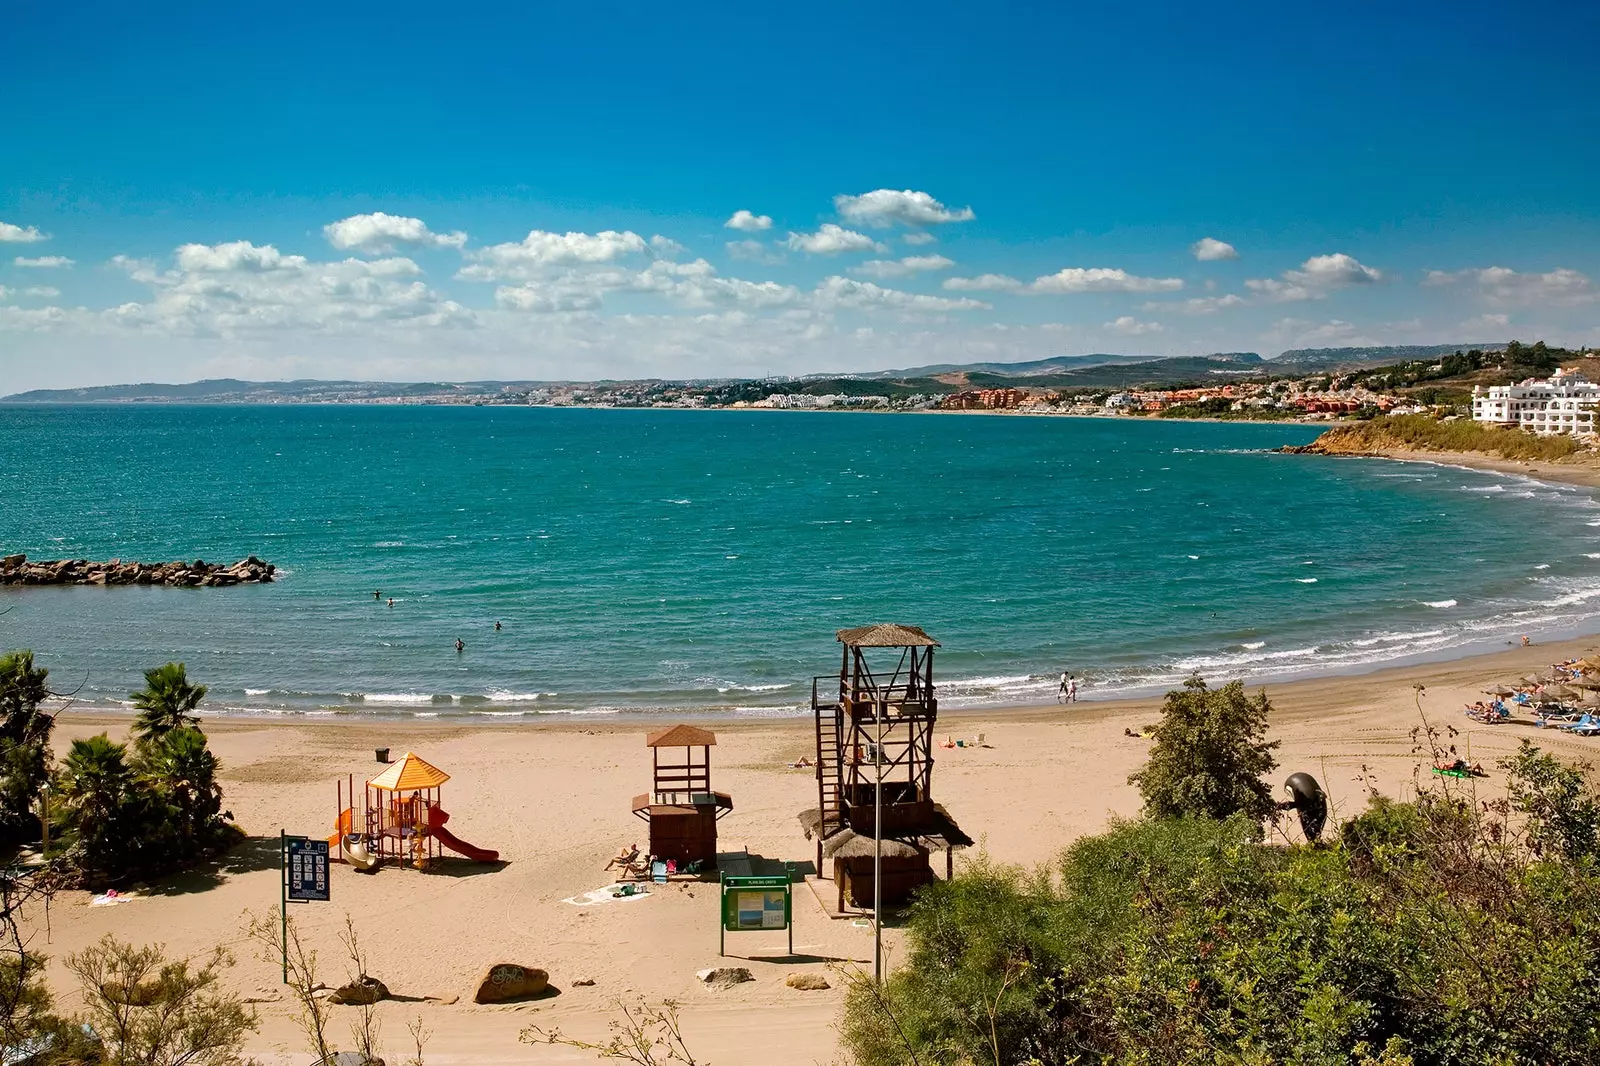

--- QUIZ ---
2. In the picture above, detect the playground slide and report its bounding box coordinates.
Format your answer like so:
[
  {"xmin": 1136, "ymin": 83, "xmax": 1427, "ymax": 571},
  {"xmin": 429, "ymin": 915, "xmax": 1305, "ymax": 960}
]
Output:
[
  {"xmin": 328, "ymin": 808, "xmax": 380, "ymax": 871},
  {"xmin": 426, "ymin": 805, "xmax": 500, "ymax": 862}
]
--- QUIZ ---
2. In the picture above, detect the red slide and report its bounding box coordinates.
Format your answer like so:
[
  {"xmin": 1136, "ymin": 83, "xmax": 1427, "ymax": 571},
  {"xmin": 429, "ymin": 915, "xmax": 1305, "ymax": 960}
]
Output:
[{"xmin": 426, "ymin": 804, "xmax": 500, "ymax": 862}]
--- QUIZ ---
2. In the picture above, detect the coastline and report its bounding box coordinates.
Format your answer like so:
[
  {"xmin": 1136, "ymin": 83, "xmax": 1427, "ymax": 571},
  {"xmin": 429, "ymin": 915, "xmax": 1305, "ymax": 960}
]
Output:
[
  {"xmin": 1297, "ymin": 445, "xmax": 1600, "ymax": 490},
  {"xmin": 33, "ymin": 633, "xmax": 1600, "ymax": 1065}
]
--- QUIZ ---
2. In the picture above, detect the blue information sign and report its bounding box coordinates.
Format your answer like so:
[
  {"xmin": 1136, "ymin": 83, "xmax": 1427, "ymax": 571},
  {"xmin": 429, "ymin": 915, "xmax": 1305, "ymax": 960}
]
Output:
[{"xmin": 285, "ymin": 836, "xmax": 330, "ymax": 902}]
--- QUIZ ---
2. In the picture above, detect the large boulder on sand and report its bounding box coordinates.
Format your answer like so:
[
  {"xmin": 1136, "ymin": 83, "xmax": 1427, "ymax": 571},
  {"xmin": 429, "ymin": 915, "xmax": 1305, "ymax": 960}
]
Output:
[
  {"xmin": 785, "ymin": 973, "xmax": 830, "ymax": 990},
  {"xmin": 473, "ymin": 963, "xmax": 550, "ymax": 1004},
  {"xmin": 696, "ymin": 966, "xmax": 754, "ymax": 988}
]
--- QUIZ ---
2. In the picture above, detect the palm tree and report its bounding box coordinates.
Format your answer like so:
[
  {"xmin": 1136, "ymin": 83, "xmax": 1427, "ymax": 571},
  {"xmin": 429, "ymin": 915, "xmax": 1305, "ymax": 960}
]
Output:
[
  {"xmin": 131, "ymin": 663, "xmax": 206, "ymax": 746},
  {"xmin": 143, "ymin": 727, "xmax": 223, "ymax": 851}
]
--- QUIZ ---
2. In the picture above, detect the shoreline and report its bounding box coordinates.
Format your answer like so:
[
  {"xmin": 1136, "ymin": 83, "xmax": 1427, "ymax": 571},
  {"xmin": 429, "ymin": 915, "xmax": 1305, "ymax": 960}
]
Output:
[
  {"xmin": 52, "ymin": 633, "xmax": 1600, "ymax": 737},
  {"xmin": 1296, "ymin": 445, "xmax": 1600, "ymax": 490}
]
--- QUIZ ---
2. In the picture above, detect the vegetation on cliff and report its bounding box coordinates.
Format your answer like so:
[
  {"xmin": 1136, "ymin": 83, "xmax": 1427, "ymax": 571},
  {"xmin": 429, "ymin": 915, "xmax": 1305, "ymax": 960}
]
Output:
[{"xmin": 1295, "ymin": 414, "xmax": 1586, "ymax": 462}]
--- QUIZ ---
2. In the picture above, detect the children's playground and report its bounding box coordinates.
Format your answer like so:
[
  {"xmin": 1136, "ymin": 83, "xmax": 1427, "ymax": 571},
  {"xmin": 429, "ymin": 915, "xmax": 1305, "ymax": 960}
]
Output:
[{"xmin": 329, "ymin": 751, "xmax": 500, "ymax": 871}]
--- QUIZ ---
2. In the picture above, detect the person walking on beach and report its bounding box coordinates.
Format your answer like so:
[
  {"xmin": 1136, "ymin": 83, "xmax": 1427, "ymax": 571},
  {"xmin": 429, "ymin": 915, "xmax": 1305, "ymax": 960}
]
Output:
[
  {"xmin": 455, "ymin": 638, "xmax": 465, "ymax": 653},
  {"xmin": 1067, "ymin": 675, "xmax": 1079, "ymax": 704},
  {"xmin": 1059, "ymin": 672, "xmax": 1070, "ymax": 703}
]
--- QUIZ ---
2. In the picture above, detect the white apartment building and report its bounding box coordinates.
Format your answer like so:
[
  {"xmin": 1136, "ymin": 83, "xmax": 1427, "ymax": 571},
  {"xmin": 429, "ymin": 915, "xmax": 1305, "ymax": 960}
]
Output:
[{"xmin": 1472, "ymin": 368, "xmax": 1600, "ymax": 436}]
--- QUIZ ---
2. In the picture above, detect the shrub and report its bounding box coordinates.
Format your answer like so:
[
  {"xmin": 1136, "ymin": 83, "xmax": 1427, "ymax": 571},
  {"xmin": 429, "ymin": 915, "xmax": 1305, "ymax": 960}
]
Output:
[{"xmin": 1128, "ymin": 676, "xmax": 1279, "ymax": 822}]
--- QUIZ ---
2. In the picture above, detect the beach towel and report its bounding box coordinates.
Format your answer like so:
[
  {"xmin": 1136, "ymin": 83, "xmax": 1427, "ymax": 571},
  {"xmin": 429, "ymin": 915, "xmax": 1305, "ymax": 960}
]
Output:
[{"xmin": 561, "ymin": 883, "xmax": 653, "ymax": 906}]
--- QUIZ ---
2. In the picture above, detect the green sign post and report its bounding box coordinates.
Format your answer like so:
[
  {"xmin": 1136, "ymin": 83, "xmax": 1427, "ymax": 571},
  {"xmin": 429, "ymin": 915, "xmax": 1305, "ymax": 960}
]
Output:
[
  {"xmin": 280, "ymin": 831, "xmax": 330, "ymax": 982},
  {"xmin": 719, "ymin": 873, "xmax": 792, "ymax": 957}
]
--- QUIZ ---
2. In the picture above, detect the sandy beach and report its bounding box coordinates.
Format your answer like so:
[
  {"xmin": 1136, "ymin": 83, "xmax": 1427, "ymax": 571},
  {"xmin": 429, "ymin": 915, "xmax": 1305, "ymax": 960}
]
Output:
[{"xmin": 18, "ymin": 635, "xmax": 1600, "ymax": 1065}]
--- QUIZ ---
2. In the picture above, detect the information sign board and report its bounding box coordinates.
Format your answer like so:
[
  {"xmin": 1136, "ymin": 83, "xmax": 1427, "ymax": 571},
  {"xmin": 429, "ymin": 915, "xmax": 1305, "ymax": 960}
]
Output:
[
  {"xmin": 286, "ymin": 837, "xmax": 330, "ymax": 902},
  {"xmin": 719, "ymin": 873, "xmax": 792, "ymax": 955}
]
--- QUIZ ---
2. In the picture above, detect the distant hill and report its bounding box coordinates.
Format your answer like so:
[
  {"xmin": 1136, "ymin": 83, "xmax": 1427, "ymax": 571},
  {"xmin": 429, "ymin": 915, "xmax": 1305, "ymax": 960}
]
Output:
[
  {"xmin": 856, "ymin": 352, "xmax": 1261, "ymax": 379},
  {"xmin": 2, "ymin": 378, "xmax": 534, "ymax": 404},
  {"xmin": 1271, "ymin": 344, "xmax": 1507, "ymax": 371}
]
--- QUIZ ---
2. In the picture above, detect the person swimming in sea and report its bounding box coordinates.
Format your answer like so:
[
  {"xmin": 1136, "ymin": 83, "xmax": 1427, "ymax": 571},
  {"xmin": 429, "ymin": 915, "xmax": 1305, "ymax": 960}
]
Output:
[
  {"xmin": 387, "ymin": 598, "xmax": 394, "ymax": 608},
  {"xmin": 455, "ymin": 638, "xmax": 465, "ymax": 653},
  {"xmin": 374, "ymin": 590, "xmax": 381, "ymax": 600},
  {"xmin": 494, "ymin": 621, "xmax": 502, "ymax": 631}
]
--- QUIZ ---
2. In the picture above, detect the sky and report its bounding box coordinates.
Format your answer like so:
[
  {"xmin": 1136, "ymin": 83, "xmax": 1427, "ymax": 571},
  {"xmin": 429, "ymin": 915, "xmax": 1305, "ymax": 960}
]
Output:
[{"xmin": 2, "ymin": 0, "xmax": 1598, "ymax": 390}]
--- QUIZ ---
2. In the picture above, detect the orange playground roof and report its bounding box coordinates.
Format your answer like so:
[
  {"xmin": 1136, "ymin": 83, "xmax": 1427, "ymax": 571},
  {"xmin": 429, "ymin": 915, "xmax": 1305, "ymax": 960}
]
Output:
[{"xmin": 369, "ymin": 751, "xmax": 451, "ymax": 791}]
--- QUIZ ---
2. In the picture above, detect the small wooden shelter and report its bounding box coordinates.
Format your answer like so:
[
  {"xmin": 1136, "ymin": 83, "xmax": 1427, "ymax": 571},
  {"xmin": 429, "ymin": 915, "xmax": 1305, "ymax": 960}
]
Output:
[
  {"xmin": 365, "ymin": 751, "xmax": 450, "ymax": 868},
  {"xmin": 631, "ymin": 724, "xmax": 733, "ymax": 866},
  {"xmin": 801, "ymin": 624, "xmax": 970, "ymax": 909}
]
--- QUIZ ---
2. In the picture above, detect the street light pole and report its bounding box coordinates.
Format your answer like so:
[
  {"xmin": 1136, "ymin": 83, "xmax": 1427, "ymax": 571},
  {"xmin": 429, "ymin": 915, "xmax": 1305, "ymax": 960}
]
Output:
[{"xmin": 873, "ymin": 695, "xmax": 884, "ymax": 985}]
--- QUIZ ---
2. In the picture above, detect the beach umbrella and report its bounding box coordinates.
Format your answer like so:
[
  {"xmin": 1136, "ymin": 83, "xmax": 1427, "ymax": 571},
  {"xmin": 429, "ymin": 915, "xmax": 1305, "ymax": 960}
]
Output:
[
  {"xmin": 1549, "ymin": 684, "xmax": 1579, "ymax": 700},
  {"xmin": 1486, "ymin": 685, "xmax": 1515, "ymax": 697},
  {"xmin": 1570, "ymin": 678, "xmax": 1600, "ymax": 691}
]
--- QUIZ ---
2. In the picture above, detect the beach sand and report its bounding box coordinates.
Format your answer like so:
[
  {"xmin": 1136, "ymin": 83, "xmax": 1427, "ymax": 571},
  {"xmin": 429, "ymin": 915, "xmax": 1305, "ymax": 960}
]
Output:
[{"xmin": 26, "ymin": 636, "xmax": 1600, "ymax": 1064}]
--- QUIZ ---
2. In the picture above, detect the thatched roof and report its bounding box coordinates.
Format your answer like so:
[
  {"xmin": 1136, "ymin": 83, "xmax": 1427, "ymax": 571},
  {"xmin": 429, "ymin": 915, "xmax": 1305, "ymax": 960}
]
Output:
[
  {"xmin": 822, "ymin": 831, "xmax": 926, "ymax": 860},
  {"xmin": 645, "ymin": 724, "xmax": 717, "ymax": 748},
  {"xmin": 796, "ymin": 804, "xmax": 972, "ymax": 852},
  {"xmin": 836, "ymin": 624, "xmax": 939, "ymax": 648}
]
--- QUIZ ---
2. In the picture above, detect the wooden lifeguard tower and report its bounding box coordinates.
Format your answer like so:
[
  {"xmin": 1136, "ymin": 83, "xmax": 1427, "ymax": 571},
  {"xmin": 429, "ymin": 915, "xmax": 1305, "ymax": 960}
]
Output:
[
  {"xmin": 802, "ymin": 624, "xmax": 969, "ymax": 910},
  {"xmin": 631, "ymin": 725, "xmax": 733, "ymax": 867}
]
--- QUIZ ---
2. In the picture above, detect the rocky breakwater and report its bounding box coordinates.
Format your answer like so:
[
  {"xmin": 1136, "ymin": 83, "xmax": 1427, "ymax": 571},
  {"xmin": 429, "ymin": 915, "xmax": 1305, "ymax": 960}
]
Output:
[{"xmin": 0, "ymin": 554, "xmax": 276, "ymax": 587}]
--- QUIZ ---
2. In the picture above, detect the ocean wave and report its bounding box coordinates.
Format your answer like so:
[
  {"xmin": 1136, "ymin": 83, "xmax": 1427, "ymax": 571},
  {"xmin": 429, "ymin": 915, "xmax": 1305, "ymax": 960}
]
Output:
[
  {"xmin": 372, "ymin": 541, "xmax": 404, "ymax": 548},
  {"xmin": 1535, "ymin": 564, "xmax": 1551, "ymax": 570},
  {"xmin": 1422, "ymin": 599, "xmax": 1458, "ymax": 608},
  {"xmin": 1295, "ymin": 577, "xmax": 1318, "ymax": 584},
  {"xmin": 244, "ymin": 688, "xmax": 271, "ymax": 696},
  {"xmin": 1240, "ymin": 641, "xmax": 1266, "ymax": 650},
  {"xmin": 362, "ymin": 693, "xmax": 439, "ymax": 705},
  {"xmin": 485, "ymin": 689, "xmax": 552, "ymax": 702}
]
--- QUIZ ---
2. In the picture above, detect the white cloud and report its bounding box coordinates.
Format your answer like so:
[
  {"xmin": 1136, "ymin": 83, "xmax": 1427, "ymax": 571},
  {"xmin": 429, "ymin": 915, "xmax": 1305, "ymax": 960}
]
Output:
[
  {"xmin": 466, "ymin": 229, "xmax": 650, "ymax": 280},
  {"xmin": 726, "ymin": 239, "xmax": 782, "ymax": 264},
  {"xmin": 1107, "ymin": 315, "xmax": 1163, "ymax": 335},
  {"xmin": 23, "ymin": 286, "xmax": 60, "ymax": 298},
  {"xmin": 834, "ymin": 189, "xmax": 975, "ymax": 227},
  {"xmin": 724, "ymin": 210, "xmax": 773, "ymax": 232},
  {"xmin": 1141, "ymin": 294, "xmax": 1246, "ymax": 315},
  {"xmin": 649, "ymin": 234, "xmax": 686, "ymax": 257},
  {"xmin": 849, "ymin": 255, "xmax": 955, "ymax": 279},
  {"xmin": 943, "ymin": 273, "xmax": 1023, "ymax": 292},
  {"xmin": 323, "ymin": 212, "xmax": 467, "ymax": 253},
  {"xmin": 1461, "ymin": 312, "xmax": 1511, "ymax": 330},
  {"xmin": 1246, "ymin": 253, "xmax": 1383, "ymax": 302},
  {"xmin": 1192, "ymin": 237, "xmax": 1238, "ymax": 261},
  {"xmin": 14, "ymin": 256, "xmax": 74, "ymax": 268},
  {"xmin": 1426, "ymin": 266, "xmax": 1594, "ymax": 307},
  {"xmin": 1029, "ymin": 267, "xmax": 1184, "ymax": 294},
  {"xmin": 107, "ymin": 240, "xmax": 472, "ymax": 335},
  {"xmin": 902, "ymin": 231, "xmax": 937, "ymax": 246},
  {"xmin": 0, "ymin": 222, "xmax": 47, "ymax": 243},
  {"xmin": 784, "ymin": 224, "xmax": 886, "ymax": 255},
  {"xmin": 0, "ymin": 286, "xmax": 9, "ymax": 300},
  {"xmin": 814, "ymin": 276, "xmax": 989, "ymax": 313}
]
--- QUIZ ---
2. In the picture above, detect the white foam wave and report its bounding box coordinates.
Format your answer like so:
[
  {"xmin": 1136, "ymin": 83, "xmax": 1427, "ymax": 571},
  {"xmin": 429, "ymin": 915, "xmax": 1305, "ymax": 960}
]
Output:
[
  {"xmin": 1240, "ymin": 641, "xmax": 1266, "ymax": 650},
  {"xmin": 1535, "ymin": 564, "xmax": 1551, "ymax": 570},
  {"xmin": 373, "ymin": 541, "xmax": 404, "ymax": 548},
  {"xmin": 1295, "ymin": 577, "xmax": 1318, "ymax": 584},
  {"xmin": 244, "ymin": 688, "xmax": 270, "ymax": 696},
  {"xmin": 363, "ymin": 693, "xmax": 437, "ymax": 705},
  {"xmin": 1422, "ymin": 599, "xmax": 1458, "ymax": 609},
  {"xmin": 485, "ymin": 690, "xmax": 549, "ymax": 702}
]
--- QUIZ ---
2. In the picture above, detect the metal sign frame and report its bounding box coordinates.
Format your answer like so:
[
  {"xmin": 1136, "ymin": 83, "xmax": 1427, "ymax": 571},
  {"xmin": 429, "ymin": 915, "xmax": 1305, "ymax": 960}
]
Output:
[
  {"xmin": 719, "ymin": 873, "xmax": 792, "ymax": 956},
  {"xmin": 280, "ymin": 832, "xmax": 330, "ymax": 982}
]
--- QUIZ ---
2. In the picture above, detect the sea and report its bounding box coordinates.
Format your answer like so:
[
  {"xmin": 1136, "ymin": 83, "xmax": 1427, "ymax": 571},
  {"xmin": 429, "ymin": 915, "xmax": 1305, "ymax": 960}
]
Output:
[{"xmin": 3, "ymin": 404, "xmax": 1599, "ymax": 722}]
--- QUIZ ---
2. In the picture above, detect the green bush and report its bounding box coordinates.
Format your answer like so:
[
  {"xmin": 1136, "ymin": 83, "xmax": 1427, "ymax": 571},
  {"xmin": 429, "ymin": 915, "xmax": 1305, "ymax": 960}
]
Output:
[
  {"xmin": 1128, "ymin": 677, "xmax": 1280, "ymax": 822},
  {"xmin": 1312, "ymin": 414, "xmax": 1585, "ymax": 461},
  {"xmin": 843, "ymin": 742, "xmax": 1600, "ymax": 1065}
]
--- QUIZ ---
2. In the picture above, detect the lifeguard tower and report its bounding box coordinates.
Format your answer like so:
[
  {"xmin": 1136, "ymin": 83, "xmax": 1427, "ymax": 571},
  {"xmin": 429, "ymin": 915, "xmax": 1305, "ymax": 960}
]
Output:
[
  {"xmin": 631, "ymin": 725, "xmax": 733, "ymax": 867},
  {"xmin": 801, "ymin": 624, "xmax": 969, "ymax": 910}
]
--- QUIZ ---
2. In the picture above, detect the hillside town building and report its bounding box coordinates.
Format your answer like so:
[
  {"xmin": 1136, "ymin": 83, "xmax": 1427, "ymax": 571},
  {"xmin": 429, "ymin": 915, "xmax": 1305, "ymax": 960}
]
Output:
[{"xmin": 1472, "ymin": 368, "xmax": 1600, "ymax": 436}]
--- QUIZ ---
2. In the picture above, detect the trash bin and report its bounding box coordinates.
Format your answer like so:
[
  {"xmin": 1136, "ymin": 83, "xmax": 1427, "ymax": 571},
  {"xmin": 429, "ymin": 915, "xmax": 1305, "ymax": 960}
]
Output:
[{"xmin": 375, "ymin": 747, "xmax": 390, "ymax": 763}]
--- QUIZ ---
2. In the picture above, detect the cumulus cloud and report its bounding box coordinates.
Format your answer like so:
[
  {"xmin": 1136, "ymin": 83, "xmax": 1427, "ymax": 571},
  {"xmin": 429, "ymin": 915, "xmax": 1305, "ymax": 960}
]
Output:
[
  {"xmin": 1029, "ymin": 267, "xmax": 1184, "ymax": 294},
  {"xmin": 14, "ymin": 256, "xmax": 73, "ymax": 268},
  {"xmin": 724, "ymin": 210, "xmax": 773, "ymax": 232},
  {"xmin": 835, "ymin": 189, "xmax": 975, "ymax": 228},
  {"xmin": 0, "ymin": 222, "xmax": 47, "ymax": 243},
  {"xmin": 902, "ymin": 231, "xmax": 937, "ymax": 246},
  {"xmin": 323, "ymin": 212, "xmax": 467, "ymax": 253},
  {"xmin": 1191, "ymin": 237, "xmax": 1238, "ymax": 261},
  {"xmin": 814, "ymin": 276, "xmax": 989, "ymax": 313},
  {"xmin": 1141, "ymin": 294, "xmax": 1246, "ymax": 315},
  {"xmin": 465, "ymin": 229, "xmax": 649, "ymax": 280},
  {"xmin": 849, "ymin": 255, "xmax": 955, "ymax": 279},
  {"xmin": 23, "ymin": 286, "xmax": 60, "ymax": 298},
  {"xmin": 1461, "ymin": 312, "xmax": 1512, "ymax": 330},
  {"xmin": 1107, "ymin": 315, "xmax": 1163, "ymax": 335},
  {"xmin": 1246, "ymin": 253, "xmax": 1383, "ymax": 302},
  {"xmin": 107, "ymin": 240, "xmax": 472, "ymax": 335},
  {"xmin": 784, "ymin": 224, "xmax": 886, "ymax": 255},
  {"xmin": 649, "ymin": 234, "xmax": 687, "ymax": 257},
  {"xmin": 1425, "ymin": 266, "xmax": 1594, "ymax": 307},
  {"xmin": 942, "ymin": 273, "xmax": 1023, "ymax": 292}
]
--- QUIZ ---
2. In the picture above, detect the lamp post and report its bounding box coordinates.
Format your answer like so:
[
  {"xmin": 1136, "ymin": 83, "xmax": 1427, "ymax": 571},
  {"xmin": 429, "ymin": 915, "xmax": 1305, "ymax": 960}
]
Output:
[{"xmin": 873, "ymin": 694, "xmax": 884, "ymax": 985}]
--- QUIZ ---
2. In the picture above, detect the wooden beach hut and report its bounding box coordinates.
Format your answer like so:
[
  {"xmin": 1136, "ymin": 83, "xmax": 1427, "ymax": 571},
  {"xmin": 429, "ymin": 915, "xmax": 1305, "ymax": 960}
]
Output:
[
  {"xmin": 800, "ymin": 624, "xmax": 970, "ymax": 909},
  {"xmin": 631, "ymin": 725, "xmax": 733, "ymax": 867}
]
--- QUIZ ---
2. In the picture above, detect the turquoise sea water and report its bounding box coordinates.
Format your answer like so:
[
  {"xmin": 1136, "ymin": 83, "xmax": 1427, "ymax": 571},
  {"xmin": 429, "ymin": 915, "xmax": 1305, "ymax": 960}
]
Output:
[{"xmin": 3, "ymin": 405, "xmax": 1600, "ymax": 721}]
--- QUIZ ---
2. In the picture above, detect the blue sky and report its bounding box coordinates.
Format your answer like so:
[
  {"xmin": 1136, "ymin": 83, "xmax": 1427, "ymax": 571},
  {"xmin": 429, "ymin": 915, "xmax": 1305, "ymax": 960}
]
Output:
[{"xmin": 3, "ymin": 0, "xmax": 1598, "ymax": 389}]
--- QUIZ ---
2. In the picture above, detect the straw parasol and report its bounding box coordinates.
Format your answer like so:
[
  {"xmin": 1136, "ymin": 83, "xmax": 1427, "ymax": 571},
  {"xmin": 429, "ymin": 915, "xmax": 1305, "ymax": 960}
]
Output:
[
  {"xmin": 1569, "ymin": 678, "xmax": 1600, "ymax": 691},
  {"xmin": 1486, "ymin": 685, "xmax": 1515, "ymax": 697}
]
